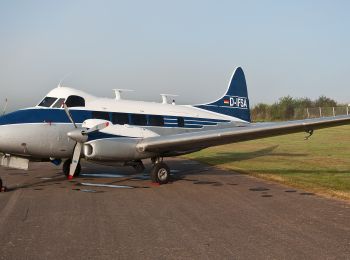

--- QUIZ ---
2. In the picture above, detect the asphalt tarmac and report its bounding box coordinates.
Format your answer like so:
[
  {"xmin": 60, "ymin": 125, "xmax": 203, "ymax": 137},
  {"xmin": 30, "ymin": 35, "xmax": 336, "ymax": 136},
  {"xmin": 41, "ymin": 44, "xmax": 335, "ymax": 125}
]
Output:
[{"xmin": 0, "ymin": 158, "xmax": 349, "ymax": 260}]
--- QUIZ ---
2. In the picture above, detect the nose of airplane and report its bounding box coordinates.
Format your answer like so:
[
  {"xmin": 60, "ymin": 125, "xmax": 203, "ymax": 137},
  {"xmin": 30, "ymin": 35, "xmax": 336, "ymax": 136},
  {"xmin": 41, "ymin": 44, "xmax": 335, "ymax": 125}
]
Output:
[
  {"xmin": 0, "ymin": 124, "xmax": 4, "ymax": 148},
  {"xmin": 0, "ymin": 123, "xmax": 16, "ymax": 151}
]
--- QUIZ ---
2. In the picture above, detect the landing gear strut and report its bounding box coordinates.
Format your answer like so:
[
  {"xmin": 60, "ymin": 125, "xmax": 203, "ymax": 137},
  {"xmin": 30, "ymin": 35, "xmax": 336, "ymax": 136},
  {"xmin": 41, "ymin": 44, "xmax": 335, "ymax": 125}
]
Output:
[
  {"xmin": 132, "ymin": 160, "xmax": 145, "ymax": 173},
  {"xmin": 0, "ymin": 177, "xmax": 6, "ymax": 192},
  {"xmin": 62, "ymin": 159, "xmax": 81, "ymax": 178},
  {"xmin": 150, "ymin": 157, "xmax": 171, "ymax": 184}
]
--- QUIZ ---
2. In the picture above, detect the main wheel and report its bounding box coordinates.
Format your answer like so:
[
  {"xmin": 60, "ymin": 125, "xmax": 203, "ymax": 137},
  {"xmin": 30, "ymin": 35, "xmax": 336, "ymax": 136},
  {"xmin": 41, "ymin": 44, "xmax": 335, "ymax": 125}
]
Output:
[
  {"xmin": 63, "ymin": 159, "xmax": 81, "ymax": 177},
  {"xmin": 150, "ymin": 162, "xmax": 170, "ymax": 184}
]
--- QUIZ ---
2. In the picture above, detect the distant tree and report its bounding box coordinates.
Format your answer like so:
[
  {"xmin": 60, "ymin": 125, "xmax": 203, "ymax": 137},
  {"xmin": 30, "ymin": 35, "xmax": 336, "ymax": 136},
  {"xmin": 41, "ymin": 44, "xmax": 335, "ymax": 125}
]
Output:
[
  {"xmin": 314, "ymin": 96, "xmax": 337, "ymax": 107},
  {"xmin": 269, "ymin": 102, "xmax": 282, "ymax": 120},
  {"xmin": 251, "ymin": 95, "xmax": 340, "ymax": 122},
  {"xmin": 294, "ymin": 97, "xmax": 313, "ymax": 119},
  {"xmin": 294, "ymin": 97, "xmax": 313, "ymax": 108},
  {"xmin": 251, "ymin": 103, "xmax": 270, "ymax": 121},
  {"xmin": 278, "ymin": 96, "xmax": 295, "ymax": 120}
]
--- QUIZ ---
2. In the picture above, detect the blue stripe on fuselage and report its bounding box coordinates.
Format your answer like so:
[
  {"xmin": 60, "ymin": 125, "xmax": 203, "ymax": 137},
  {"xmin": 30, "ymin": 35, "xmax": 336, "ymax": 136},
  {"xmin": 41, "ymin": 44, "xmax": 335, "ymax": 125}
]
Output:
[
  {"xmin": 0, "ymin": 108, "xmax": 231, "ymax": 128},
  {"xmin": 0, "ymin": 108, "xmax": 91, "ymax": 125},
  {"xmin": 86, "ymin": 132, "xmax": 135, "ymax": 141}
]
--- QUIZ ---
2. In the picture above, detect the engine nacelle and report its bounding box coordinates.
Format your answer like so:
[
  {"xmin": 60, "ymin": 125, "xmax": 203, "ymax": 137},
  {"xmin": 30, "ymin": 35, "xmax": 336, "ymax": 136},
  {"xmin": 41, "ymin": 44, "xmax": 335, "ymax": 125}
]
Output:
[{"xmin": 83, "ymin": 138, "xmax": 156, "ymax": 161}]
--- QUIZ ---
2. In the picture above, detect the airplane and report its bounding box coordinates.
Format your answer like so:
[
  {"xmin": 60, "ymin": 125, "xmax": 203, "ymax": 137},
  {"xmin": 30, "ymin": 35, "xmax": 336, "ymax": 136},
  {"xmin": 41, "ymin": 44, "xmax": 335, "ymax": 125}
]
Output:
[{"xmin": 1, "ymin": 67, "xmax": 350, "ymax": 191}]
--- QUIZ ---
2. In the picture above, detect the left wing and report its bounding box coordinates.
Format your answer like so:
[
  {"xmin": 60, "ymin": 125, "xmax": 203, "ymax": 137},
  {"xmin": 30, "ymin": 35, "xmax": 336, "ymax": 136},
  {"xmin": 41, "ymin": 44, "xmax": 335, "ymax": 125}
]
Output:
[{"xmin": 137, "ymin": 115, "xmax": 350, "ymax": 153}]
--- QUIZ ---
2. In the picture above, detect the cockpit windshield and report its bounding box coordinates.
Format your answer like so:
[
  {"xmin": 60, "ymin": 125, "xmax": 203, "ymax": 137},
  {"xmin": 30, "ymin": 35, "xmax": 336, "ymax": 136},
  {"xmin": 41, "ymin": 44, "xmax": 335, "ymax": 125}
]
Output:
[
  {"xmin": 52, "ymin": 98, "xmax": 65, "ymax": 108},
  {"xmin": 38, "ymin": 94, "xmax": 86, "ymax": 108},
  {"xmin": 38, "ymin": 97, "xmax": 57, "ymax": 107}
]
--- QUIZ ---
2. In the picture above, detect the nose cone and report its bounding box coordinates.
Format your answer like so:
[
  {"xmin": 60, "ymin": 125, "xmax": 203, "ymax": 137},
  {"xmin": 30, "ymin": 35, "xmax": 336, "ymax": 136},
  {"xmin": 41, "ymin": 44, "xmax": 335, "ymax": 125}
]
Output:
[{"xmin": 67, "ymin": 129, "xmax": 88, "ymax": 143}]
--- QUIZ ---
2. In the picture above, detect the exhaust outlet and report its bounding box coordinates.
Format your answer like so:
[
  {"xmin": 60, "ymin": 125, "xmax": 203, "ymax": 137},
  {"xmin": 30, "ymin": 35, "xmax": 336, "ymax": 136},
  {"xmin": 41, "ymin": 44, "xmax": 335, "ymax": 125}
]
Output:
[{"xmin": 84, "ymin": 144, "xmax": 94, "ymax": 157}]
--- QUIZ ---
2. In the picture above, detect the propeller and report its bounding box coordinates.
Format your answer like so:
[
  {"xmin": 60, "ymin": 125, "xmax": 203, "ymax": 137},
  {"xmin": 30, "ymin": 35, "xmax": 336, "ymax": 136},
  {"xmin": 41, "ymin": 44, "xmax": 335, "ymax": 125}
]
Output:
[
  {"xmin": 2, "ymin": 98, "xmax": 8, "ymax": 116},
  {"xmin": 63, "ymin": 103, "xmax": 77, "ymax": 128},
  {"xmin": 63, "ymin": 104, "xmax": 109, "ymax": 179}
]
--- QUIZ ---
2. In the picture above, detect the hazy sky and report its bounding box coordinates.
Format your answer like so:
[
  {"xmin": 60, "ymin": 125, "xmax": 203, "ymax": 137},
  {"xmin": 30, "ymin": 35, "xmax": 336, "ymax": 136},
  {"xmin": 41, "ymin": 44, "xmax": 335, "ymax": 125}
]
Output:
[{"xmin": 0, "ymin": 0, "xmax": 349, "ymax": 111}]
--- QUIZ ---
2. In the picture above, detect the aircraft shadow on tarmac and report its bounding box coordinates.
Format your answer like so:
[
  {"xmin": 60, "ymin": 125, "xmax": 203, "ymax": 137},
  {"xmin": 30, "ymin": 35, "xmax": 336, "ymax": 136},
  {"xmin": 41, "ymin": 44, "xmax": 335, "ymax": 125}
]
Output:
[
  {"xmin": 2, "ymin": 170, "xmax": 316, "ymax": 198},
  {"xmin": 0, "ymin": 147, "xmax": 315, "ymax": 196},
  {"xmin": 255, "ymin": 168, "xmax": 350, "ymax": 175},
  {"xmin": 1, "ymin": 150, "xmax": 317, "ymax": 196},
  {"xmin": 3, "ymin": 167, "xmax": 236, "ymax": 192},
  {"xmin": 194, "ymin": 145, "xmax": 308, "ymax": 165}
]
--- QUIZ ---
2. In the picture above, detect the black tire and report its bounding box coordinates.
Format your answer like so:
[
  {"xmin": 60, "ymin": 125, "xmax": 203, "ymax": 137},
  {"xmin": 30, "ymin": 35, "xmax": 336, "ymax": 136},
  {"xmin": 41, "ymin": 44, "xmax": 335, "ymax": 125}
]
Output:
[
  {"xmin": 0, "ymin": 178, "xmax": 2, "ymax": 191},
  {"xmin": 63, "ymin": 159, "xmax": 81, "ymax": 177},
  {"xmin": 150, "ymin": 163, "xmax": 170, "ymax": 184}
]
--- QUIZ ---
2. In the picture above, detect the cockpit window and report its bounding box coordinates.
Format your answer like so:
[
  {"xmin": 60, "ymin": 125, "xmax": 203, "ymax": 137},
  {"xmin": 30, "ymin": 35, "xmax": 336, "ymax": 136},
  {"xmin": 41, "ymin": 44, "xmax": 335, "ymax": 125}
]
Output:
[
  {"xmin": 38, "ymin": 97, "xmax": 57, "ymax": 107},
  {"xmin": 52, "ymin": 98, "xmax": 65, "ymax": 108},
  {"xmin": 65, "ymin": 95, "xmax": 85, "ymax": 107}
]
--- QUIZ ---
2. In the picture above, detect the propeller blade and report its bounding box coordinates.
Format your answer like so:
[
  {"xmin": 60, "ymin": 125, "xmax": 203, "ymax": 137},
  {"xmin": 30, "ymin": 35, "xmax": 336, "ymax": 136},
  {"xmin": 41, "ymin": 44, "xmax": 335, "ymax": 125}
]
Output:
[
  {"xmin": 83, "ymin": 122, "xmax": 110, "ymax": 135},
  {"xmin": 68, "ymin": 142, "xmax": 82, "ymax": 179},
  {"xmin": 63, "ymin": 103, "xmax": 77, "ymax": 128},
  {"xmin": 66, "ymin": 121, "xmax": 110, "ymax": 180}
]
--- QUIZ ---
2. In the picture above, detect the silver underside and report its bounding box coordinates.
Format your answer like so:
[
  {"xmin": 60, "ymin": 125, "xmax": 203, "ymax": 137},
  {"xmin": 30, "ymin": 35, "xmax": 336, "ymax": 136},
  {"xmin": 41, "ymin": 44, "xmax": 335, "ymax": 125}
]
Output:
[{"xmin": 0, "ymin": 122, "xmax": 239, "ymax": 163}]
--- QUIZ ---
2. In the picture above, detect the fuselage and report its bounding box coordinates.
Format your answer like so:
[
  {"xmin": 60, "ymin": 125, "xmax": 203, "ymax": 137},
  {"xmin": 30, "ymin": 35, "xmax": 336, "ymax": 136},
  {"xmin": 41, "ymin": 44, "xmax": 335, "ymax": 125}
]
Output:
[{"xmin": 0, "ymin": 86, "xmax": 248, "ymax": 162}]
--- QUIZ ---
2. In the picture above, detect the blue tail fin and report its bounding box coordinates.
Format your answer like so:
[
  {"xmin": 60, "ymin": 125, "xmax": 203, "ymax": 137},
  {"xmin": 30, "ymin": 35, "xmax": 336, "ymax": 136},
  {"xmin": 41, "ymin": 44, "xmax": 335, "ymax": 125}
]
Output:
[{"xmin": 195, "ymin": 67, "xmax": 250, "ymax": 122}]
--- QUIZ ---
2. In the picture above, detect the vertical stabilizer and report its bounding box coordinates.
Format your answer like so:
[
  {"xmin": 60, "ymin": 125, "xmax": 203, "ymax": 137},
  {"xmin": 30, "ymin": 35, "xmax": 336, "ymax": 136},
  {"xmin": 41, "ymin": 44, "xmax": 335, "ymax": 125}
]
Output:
[{"xmin": 195, "ymin": 67, "xmax": 250, "ymax": 122}]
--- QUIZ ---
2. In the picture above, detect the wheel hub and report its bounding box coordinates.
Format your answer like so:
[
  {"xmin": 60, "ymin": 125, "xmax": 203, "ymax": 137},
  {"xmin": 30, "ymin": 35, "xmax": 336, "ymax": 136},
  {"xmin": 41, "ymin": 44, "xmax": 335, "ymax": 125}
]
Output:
[{"xmin": 158, "ymin": 168, "xmax": 168, "ymax": 181}]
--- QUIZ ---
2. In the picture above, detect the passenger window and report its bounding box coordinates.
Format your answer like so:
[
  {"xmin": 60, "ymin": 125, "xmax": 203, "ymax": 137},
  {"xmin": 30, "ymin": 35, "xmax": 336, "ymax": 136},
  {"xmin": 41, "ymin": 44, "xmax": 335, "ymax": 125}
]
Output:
[
  {"xmin": 130, "ymin": 114, "xmax": 147, "ymax": 126},
  {"xmin": 111, "ymin": 113, "xmax": 129, "ymax": 125},
  {"xmin": 149, "ymin": 115, "xmax": 164, "ymax": 126},
  {"xmin": 92, "ymin": 111, "xmax": 110, "ymax": 120},
  {"xmin": 177, "ymin": 117, "xmax": 185, "ymax": 127},
  {"xmin": 52, "ymin": 98, "xmax": 65, "ymax": 108},
  {"xmin": 65, "ymin": 95, "xmax": 85, "ymax": 107},
  {"xmin": 38, "ymin": 97, "xmax": 57, "ymax": 107}
]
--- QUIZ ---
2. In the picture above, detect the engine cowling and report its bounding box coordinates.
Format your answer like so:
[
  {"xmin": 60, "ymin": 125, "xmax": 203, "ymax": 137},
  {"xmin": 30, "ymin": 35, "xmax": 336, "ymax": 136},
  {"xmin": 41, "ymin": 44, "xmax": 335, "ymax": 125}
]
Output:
[
  {"xmin": 84, "ymin": 138, "xmax": 156, "ymax": 161},
  {"xmin": 83, "ymin": 123, "xmax": 159, "ymax": 161}
]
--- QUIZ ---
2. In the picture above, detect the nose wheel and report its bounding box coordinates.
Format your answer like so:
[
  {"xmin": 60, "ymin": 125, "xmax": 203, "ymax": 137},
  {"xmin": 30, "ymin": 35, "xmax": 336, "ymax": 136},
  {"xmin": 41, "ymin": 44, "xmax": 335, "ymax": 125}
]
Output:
[
  {"xmin": 150, "ymin": 161, "xmax": 171, "ymax": 184},
  {"xmin": 62, "ymin": 159, "xmax": 81, "ymax": 179}
]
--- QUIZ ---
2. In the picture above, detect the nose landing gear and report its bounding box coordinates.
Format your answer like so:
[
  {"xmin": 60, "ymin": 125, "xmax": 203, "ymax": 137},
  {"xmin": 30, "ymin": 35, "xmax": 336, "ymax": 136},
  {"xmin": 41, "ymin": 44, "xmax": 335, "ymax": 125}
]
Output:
[
  {"xmin": 62, "ymin": 159, "xmax": 81, "ymax": 179},
  {"xmin": 0, "ymin": 177, "xmax": 7, "ymax": 192},
  {"xmin": 150, "ymin": 158, "xmax": 171, "ymax": 184},
  {"xmin": 130, "ymin": 160, "xmax": 146, "ymax": 173}
]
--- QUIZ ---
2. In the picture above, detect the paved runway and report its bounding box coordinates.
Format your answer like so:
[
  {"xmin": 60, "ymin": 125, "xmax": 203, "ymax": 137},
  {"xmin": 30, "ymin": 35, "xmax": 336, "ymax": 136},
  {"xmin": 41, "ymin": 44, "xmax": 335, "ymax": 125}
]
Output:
[{"xmin": 0, "ymin": 158, "xmax": 349, "ymax": 260}]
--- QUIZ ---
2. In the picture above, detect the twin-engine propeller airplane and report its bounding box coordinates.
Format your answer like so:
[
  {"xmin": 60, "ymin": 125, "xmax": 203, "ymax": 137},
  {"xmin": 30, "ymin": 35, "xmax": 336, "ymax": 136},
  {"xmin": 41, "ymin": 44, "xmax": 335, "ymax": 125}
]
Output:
[{"xmin": 1, "ymin": 67, "xmax": 350, "ymax": 191}]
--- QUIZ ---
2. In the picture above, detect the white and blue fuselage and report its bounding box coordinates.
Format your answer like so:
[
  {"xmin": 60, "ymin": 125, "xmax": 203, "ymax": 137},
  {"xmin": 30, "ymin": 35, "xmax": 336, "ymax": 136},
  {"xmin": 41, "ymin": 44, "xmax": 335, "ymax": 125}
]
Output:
[
  {"xmin": 2, "ymin": 66, "xmax": 347, "ymax": 183},
  {"xmin": 0, "ymin": 79, "xmax": 249, "ymax": 163}
]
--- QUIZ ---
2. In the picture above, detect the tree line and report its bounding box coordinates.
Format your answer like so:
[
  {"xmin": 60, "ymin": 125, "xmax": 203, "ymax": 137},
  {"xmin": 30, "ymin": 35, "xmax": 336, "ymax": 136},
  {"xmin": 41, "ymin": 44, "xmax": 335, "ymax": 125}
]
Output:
[{"xmin": 251, "ymin": 96, "xmax": 343, "ymax": 121}]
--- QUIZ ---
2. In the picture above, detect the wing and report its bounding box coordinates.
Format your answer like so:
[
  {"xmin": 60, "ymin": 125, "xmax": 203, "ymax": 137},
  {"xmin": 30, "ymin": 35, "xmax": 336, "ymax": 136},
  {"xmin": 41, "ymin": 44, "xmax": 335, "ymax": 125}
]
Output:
[{"xmin": 137, "ymin": 115, "xmax": 350, "ymax": 153}]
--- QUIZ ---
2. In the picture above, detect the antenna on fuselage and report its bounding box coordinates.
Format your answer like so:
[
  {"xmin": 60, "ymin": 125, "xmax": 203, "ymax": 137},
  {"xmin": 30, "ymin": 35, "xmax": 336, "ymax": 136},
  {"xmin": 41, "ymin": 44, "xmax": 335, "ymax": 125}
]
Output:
[
  {"xmin": 2, "ymin": 98, "xmax": 8, "ymax": 116},
  {"xmin": 58, "ymin": 73, "xmax": 72, "ymax": 88},
  {"xmin": 160, "ymin": 94, "xmax": 178, "ymax": 104},
  {"xmin": 113, "ymin": 89, "xmax": 134, "ymax": 100}
]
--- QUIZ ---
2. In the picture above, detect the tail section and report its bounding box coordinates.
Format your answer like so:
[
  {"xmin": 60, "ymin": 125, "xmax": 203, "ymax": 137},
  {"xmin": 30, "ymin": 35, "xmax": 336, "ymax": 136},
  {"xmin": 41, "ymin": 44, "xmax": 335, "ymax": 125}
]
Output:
[{"xmin": 195, "ymin": 67, "xmax": 250, "ymax": 122}]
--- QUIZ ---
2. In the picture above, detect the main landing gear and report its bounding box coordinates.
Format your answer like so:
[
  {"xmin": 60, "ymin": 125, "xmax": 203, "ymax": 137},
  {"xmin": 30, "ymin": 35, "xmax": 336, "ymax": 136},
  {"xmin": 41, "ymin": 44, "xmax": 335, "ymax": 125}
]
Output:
[
  {"xmin": 62, "ymin": 159, "xmax": 81, "ymax": 178},
  {"xmin": 150, "ymin": 157, "xmax": 171, "ymax": 184}
]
